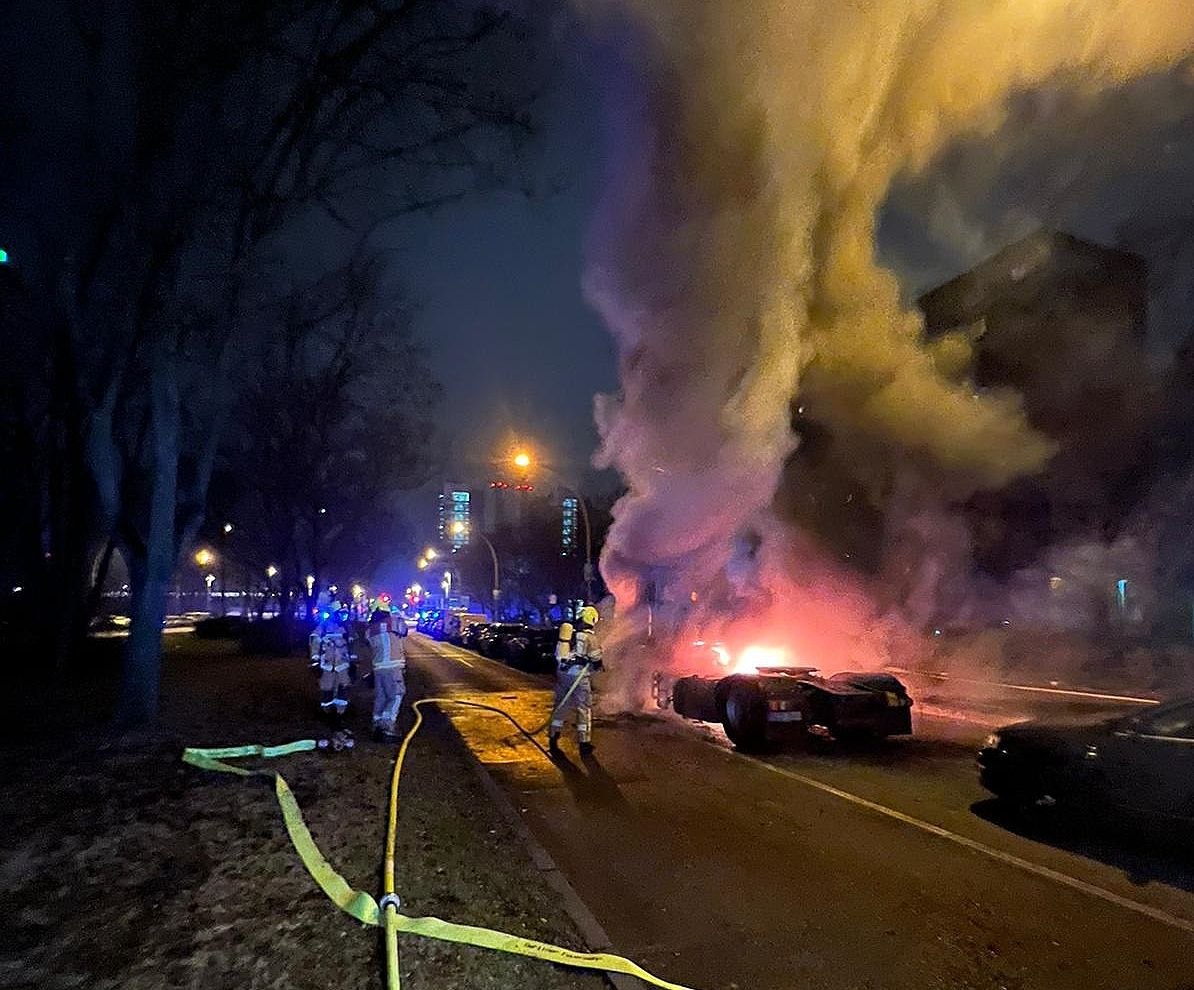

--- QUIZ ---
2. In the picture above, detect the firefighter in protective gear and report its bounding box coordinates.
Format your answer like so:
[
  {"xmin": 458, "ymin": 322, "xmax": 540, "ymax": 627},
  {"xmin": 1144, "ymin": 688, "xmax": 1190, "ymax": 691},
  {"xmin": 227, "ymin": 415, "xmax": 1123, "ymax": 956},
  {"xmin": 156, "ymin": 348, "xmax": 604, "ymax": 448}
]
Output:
[
  {"xmin": 367, "ymin": 602, "xmax": 407, "ymax": 742},
  {"xmin": 549, "ymin": 605, "xmax": 603, "ymax": 756},
  {"xmin": 310, "ymin": 603, "xmax": 353, "ymax": 722}
]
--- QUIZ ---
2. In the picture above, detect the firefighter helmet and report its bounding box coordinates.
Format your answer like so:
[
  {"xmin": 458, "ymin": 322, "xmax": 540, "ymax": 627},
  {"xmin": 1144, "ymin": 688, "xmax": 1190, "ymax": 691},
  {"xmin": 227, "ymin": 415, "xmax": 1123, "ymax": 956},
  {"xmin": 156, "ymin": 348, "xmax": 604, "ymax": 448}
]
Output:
[{"xmin": 577, "ymin": 605, "xmax": 599, "ymax": 628}]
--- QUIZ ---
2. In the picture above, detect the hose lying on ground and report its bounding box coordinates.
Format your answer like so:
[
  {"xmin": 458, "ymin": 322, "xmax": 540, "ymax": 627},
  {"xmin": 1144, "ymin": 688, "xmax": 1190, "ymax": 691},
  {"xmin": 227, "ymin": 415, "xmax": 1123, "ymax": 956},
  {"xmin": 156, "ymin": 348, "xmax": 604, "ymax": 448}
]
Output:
[{"xmin": 183, "ymin": 664, "xmax": 697, "ymax": 990}]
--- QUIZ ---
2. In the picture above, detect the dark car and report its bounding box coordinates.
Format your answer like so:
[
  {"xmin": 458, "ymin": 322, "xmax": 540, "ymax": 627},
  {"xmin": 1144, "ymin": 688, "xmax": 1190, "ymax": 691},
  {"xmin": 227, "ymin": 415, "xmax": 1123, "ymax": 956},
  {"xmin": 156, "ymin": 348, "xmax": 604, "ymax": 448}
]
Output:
[
  {"xmin": 476, "ymin": 622, "xmax": 528, "ymax": 659},
  {"xmin": 978, "ymin": 697, "xmax": 1194, "ymax": 824},
  {"xmin": 460, "ymin": 621, "xmax": 490, "ymax": 651},
  {"xmin": 503, "ymin": 627, "xmax": 558, "ymax": 672}
]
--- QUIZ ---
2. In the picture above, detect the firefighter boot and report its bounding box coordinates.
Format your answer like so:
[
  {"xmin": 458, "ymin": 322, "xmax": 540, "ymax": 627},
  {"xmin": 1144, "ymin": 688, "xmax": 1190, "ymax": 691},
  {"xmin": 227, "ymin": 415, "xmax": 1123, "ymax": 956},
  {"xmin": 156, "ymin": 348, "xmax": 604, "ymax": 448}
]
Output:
[
  {"xmin": 578, "ymin": 740, "xmax": 595, "ymax": 757},
  {"xmin": 548, "ymin": 732, "xmax": 561, "ymax": 755}
]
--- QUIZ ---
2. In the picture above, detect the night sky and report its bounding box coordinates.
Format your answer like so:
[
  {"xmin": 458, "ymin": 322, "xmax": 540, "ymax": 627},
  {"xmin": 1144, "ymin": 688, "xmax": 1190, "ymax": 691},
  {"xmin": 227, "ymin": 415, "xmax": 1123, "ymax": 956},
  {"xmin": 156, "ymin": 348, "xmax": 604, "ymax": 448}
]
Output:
[{"xmin": 395, "ymin": 17, "xmax": 615, "ymax": 484}]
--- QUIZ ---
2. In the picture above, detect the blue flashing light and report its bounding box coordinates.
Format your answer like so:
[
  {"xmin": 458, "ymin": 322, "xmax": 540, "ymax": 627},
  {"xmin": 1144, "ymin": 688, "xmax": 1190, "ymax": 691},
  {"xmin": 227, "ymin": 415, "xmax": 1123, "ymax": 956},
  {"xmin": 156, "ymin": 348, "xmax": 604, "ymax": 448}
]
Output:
[
  {"xmin": 0, "ymin": 248, "xmax": 8, "ymax": 264},
  {"xmin": 1116, "ymin": 578, "xmax": 1127, "ymax": 610}
]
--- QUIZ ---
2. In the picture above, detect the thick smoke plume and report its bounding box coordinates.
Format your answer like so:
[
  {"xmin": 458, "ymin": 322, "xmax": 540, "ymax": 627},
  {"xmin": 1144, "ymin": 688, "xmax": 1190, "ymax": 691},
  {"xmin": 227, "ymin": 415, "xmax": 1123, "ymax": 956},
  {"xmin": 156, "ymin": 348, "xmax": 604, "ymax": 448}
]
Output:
[{"xmin": 584, "ymin": 1, "xmax": 1194, "ymax": 650}]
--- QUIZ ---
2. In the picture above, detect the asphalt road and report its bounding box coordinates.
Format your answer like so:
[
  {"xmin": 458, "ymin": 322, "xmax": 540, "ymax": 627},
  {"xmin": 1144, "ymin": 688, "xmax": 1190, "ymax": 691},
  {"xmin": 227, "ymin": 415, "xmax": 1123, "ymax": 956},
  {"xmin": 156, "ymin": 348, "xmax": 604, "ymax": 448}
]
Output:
[{"xmin": 406, "ymin": 634, "xmax": 1194, "ymax": 990}]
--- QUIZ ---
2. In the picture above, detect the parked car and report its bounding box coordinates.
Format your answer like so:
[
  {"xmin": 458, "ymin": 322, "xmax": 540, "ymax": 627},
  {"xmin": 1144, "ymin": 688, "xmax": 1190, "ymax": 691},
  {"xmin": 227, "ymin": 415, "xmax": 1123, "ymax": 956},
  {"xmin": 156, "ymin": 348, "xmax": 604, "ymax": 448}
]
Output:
[
  {"xmin": 503, "ymin": 627, "xmax": 558, "ymax": 672},
  {"xmin": 460, "ymin": 622, "xmax": 491, "ymax": 651},
  {"xmin": 476, "ymin": 622, "xmax": 528, "ymax": 659},
  {"xmin": 978, "ymin": 697, "xmax": 1194, "ymax": 825},
  {"xmin": 450, "ymin": 612, "xmax": 489, "ymax": 646}
]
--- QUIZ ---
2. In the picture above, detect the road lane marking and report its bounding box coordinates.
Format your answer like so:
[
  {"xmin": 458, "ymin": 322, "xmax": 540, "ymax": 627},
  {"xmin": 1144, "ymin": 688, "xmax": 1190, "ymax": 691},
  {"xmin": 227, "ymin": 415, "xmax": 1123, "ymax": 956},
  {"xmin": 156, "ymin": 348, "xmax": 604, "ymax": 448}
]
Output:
[
  {"xmin": 888, "ymin": 668, "xmax": 1158, "ymax": 706},
  {"xmin": 741, "ymin": 754, "xmax": 1194, "ymax": 937},
  {"xmin": 991, "ymin": 682, "xmax": 1158, "ymax": 705}
]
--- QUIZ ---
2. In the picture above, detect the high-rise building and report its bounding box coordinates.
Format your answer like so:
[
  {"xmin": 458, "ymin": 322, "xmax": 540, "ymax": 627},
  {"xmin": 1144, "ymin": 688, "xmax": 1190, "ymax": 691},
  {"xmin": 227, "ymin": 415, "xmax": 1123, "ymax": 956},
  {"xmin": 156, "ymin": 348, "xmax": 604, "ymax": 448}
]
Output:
[
  {"xmin": 918, "ymin": 229, "xmax": 1153, "ymax": 575},
  {"xmin": 561, "ymin": 496, "xmax": 579, "ymax": 555},
  {"xmin": 437, "ymin": 482, "xmax": 471, "ymax": 552}
]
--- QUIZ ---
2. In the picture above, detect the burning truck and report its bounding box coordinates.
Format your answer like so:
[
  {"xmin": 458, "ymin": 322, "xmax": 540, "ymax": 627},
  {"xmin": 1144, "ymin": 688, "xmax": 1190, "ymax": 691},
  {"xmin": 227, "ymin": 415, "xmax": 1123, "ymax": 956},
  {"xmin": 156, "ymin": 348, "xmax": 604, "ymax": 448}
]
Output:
[{"xmin": 653, "ymin": 641, "xmax": 913, "ymax": 752}]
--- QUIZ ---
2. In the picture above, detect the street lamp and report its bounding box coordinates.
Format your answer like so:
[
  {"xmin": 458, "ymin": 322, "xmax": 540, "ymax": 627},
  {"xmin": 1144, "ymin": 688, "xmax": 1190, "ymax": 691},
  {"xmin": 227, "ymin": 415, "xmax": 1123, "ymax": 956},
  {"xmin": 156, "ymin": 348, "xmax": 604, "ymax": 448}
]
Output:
[
  {"xmin": 450, "ymin": 520, "xmax": 500, "ymax": 610},
  {"xmin": 266, "ymin": 565, "xmax": 278, "ymax": 579},
  {"xmin": 204, "ymin": 573, "xmax": 215, "ymax": 613},
  {"xmin": 195, "ymin": 548, "xmax": 214, "ymax": 568}
]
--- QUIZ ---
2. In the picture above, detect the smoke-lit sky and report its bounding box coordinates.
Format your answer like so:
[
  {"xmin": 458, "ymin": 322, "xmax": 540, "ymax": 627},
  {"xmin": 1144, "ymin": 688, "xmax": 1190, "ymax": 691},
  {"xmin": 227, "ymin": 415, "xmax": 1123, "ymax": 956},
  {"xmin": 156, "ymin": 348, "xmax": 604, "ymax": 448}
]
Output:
[{"xmin": 399, "ymin": 7, "xmax": 1194, "ymax": 498}]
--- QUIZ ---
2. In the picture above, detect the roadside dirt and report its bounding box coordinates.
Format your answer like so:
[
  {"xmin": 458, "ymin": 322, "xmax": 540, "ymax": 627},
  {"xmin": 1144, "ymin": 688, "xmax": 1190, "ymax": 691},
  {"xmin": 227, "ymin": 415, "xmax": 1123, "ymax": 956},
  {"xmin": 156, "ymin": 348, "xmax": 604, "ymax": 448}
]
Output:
[{"xmin": 0, "ymin": 636, "xmax": 602, "ymax": 990}]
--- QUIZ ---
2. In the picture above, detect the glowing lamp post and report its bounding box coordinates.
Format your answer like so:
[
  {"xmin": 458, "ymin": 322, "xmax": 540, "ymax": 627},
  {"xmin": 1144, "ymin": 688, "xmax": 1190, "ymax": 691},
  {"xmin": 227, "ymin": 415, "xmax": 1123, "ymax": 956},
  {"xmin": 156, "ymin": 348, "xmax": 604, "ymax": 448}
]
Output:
[{"xmin": 454, "ymin": 520, "xmax": 500, "ymax": 609}]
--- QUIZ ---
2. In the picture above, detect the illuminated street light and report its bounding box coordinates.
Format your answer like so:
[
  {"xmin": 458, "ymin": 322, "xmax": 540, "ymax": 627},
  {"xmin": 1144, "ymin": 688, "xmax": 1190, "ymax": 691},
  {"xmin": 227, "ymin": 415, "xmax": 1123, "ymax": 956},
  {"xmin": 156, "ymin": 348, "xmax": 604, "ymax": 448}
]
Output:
[
  {"xmin": 513, "ymin": 450, "xmax": 531, "ymax": 470},
  {"xmin": 222, "ymin": 522, "xmax": 233, "ymax": 534},
  {"xmin": 305, "ymin": 574, "xmax": 315, "ymax": 594},
  {"xmin": 417, "ymin": 558, "xmax": 428, "ymax": 570},
  {"xmin": 195, "ymin": 548, "xmax": 214, "ymax": 568},
  {"xmin": 351, "ymin": 583, "xmax": 365, "ymax": 599},
  {"xmin": 423, "ymin": 547, "xmax": 438, "ymax": 560},
  {"xmin": 451, "ymin": 520, "xmax": 467, "ymax": 536},
  {"xmin": 266, "ymin": 565, "xmax": 278, "ymax": 579},
  {"xmin": 411, "ymin": 583, "xmax": 422, "ymax": 595}
]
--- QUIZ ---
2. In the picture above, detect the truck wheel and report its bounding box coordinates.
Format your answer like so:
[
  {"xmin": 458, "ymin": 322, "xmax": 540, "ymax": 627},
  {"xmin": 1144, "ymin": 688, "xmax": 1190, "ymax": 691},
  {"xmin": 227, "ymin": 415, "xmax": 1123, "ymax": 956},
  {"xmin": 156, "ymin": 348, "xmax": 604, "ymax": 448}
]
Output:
[{"xmin": 722, "ymin": 679, "xmax": 770, "ymax": 752}]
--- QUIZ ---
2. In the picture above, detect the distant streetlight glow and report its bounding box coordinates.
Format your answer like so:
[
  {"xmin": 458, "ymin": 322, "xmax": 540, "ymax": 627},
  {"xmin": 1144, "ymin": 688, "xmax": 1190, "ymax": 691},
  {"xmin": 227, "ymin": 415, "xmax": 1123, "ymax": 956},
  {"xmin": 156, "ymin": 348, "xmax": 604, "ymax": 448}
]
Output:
[
  {"xmin": 223, "ymin": 522, "xmax": 233, "ymax": 534},
  {"xmin": 450, "ymin": 520, "xmax": 466, "ymax": 536},
  {"xmin": 513, "ymin": 451, "xmax": 531, "ymax": 470},
  {"xmin": 417, "ymin": 558, "xmax": 428, "ymax": 570},
  {"xmin": 266, "ymin": 565, "xmax": 278, "ymax": 579},
  {"xmin": 195, "ymin": 548, "xmax": 214, "ymax": 567},
  {"xmin": 351, "ymin": 583, "xmax": 365, "ymax": 599},
  {"xmin": 424, "ymin": 547, "xmax": 438, "ymax": 560},
  {"xmin": 305, "ymin": 574, "xmax": 315, "ymax": 593}
]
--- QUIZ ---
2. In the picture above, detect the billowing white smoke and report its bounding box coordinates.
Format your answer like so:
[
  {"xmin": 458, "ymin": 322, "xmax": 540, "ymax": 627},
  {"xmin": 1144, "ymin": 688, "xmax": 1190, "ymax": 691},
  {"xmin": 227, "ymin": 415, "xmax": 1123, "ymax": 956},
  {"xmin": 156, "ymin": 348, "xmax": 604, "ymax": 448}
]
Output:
[{"xmin": 584, "ymin": 1, "xmax": 1194, "ymax": 634}]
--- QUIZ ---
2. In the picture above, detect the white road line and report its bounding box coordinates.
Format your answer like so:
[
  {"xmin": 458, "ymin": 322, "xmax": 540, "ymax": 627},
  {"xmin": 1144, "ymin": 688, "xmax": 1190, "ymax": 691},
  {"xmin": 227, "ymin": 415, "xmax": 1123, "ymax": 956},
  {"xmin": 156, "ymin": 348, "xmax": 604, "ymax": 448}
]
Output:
[
  {"xmin": 888, "ymin": 668, "xmax": 1159, "ymax": 706},
  {"xmin": 413, "ymin": 635, "xmax": 474, "ymax": 666},
  {"xmin": 990, "ymin": 682, "xmax": 1158, "ymax": 705},
  {"xmin": 740, "ymin": 754, "xmax": 1194, "ymax": 937}
]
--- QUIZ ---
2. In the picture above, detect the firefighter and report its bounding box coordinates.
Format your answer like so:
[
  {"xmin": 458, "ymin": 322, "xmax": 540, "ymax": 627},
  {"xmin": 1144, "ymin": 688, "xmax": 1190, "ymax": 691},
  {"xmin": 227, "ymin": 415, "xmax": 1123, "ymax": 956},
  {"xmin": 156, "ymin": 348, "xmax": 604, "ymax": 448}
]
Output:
[
  {"xmin": 549, "ymin": 604, "xmax": 603, "ymax": 756},
  {"xmin": 366, "ymin": 601, "xmax": 407, "ymax": 742},
  {"xmin": 309, "ymin": 602, "xmax": 353, "ymax": 723}
]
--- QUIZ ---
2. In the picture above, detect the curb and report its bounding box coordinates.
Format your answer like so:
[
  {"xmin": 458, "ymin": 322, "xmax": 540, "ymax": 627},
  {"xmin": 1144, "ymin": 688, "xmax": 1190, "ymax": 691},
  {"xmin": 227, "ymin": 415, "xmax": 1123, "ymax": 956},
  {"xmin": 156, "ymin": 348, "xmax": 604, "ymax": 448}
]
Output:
[{"xmin": 440, "ymin": 713, "xmax": 641, "ymax": 990}]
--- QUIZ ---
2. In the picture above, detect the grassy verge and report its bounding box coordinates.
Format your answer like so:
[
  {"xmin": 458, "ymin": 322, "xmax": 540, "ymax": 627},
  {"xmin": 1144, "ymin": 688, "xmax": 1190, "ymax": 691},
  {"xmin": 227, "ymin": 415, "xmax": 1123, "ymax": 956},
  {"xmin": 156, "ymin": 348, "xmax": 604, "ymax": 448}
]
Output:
[{"xmin": 0, "ymin": 636, "xmax": 603, "ymax": 990}]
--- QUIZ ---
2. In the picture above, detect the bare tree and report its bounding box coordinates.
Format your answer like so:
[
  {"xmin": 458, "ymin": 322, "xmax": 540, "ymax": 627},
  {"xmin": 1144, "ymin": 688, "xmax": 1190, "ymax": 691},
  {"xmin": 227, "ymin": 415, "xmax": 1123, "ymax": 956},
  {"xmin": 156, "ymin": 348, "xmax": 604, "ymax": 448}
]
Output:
[
  {"xmin": 211, "ymin": 256, "xmax": 440, "ymax": 618},
  {"xmin": 0, "ymin": 0, "xmax": 538, "ymax": 720}
]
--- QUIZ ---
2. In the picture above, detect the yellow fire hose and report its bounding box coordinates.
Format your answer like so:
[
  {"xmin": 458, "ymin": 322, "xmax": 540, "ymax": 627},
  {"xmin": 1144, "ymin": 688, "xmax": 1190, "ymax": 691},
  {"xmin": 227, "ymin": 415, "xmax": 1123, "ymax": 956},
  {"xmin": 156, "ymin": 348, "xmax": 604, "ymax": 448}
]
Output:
[{"xmin": 183, "ymin": 666, "xmax": 698, "ymax": 990}]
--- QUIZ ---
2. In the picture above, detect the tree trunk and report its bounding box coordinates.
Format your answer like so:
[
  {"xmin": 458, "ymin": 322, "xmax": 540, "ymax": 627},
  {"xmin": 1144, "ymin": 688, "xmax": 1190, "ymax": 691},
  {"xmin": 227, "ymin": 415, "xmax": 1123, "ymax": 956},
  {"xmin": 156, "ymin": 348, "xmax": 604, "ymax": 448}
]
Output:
[{"xmin": 117, "ymin": 375, "xmax": 180, "ymax": 725}]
